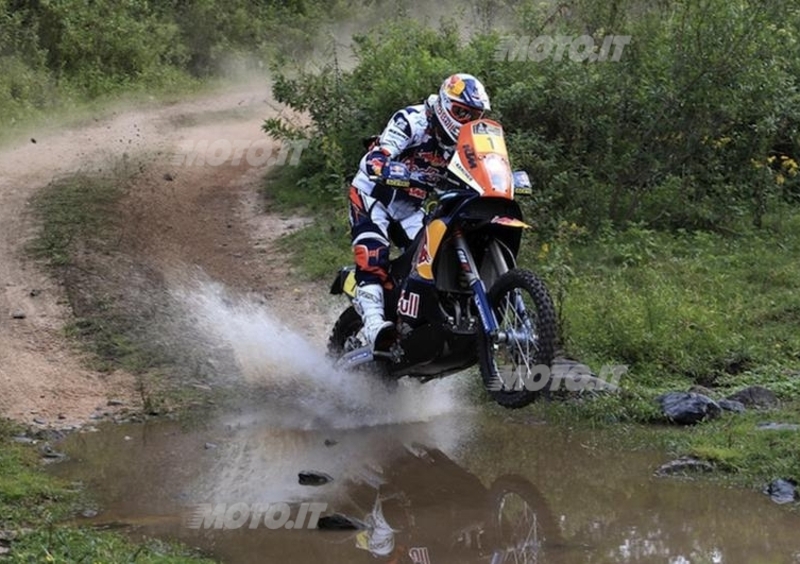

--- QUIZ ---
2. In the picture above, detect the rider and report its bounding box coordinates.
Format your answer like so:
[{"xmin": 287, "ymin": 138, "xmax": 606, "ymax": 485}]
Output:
[{"xmin": 348, "ymin": 73, "xmax": 491, "ymax": 349}]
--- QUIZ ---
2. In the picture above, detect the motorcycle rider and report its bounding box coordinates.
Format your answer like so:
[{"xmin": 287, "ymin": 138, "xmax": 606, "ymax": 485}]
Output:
[{"xmin": 348, "ymin": 73, "xmax": 492, "ymax": 350}]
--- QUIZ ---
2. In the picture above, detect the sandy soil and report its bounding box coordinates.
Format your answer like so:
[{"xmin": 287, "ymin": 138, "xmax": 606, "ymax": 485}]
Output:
[{"xmin": 0, "ymin": 80, "xmax": 334, "ymax": 428}]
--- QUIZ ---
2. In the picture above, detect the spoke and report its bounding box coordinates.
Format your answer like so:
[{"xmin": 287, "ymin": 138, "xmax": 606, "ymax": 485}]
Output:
[{"xmin": 496, "ymin": 289, "xmax": 539, "ymax": 391}]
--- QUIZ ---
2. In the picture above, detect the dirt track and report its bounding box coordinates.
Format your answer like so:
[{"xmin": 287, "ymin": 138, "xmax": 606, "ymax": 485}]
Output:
[{"xmin": 0, "ymin": 81, "xmax": 331, "ymax": 427}]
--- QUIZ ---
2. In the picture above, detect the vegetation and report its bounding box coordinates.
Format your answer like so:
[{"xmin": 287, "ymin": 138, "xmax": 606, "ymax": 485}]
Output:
[
  {"xmin": 0, "ymin": 0, "xmax": 363, "ymax": 140},
  {"xmin": 266, "ymin": 1, "xmax": 800, "ymax": 236},
  {"xmin": 262, "ymin": 0, "xmax": 800, "ymax": 487}
]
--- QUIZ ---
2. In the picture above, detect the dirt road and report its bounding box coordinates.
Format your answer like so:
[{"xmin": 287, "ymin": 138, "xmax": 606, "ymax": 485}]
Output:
[{"xmin": 0, "ymin": 80, "xmax": 330, "ymax": 427}]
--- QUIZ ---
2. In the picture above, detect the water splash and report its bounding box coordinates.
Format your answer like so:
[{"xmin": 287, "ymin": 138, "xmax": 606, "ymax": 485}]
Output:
[{"xmin": 169, "ymin": 276, "xmax": 467, "ymax": 429}]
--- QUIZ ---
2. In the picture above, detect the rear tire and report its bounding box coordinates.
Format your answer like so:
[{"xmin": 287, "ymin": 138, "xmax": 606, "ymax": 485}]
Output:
[
  {"xmin": 478, "ymin": 269, "xmax": 557, "ymax": 409},
  {"xmin": 328, "ymin": 306, "xmax": 395, "ymax": 387}
]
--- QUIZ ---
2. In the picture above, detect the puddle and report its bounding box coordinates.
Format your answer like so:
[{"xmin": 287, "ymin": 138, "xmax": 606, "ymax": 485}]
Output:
[{"xmin": 50, "ymin": 409, "xmax": 800, "ymax": 564}]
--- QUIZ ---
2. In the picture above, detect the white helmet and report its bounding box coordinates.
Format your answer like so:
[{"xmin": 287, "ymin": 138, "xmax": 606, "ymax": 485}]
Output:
[{"xmin": 429, "ymin": 73, "xmax": 491, "ymax": 146}]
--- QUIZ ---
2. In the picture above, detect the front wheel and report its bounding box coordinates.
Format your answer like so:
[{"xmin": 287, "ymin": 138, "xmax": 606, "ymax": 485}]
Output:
[{"xmin": 478, "ymin": 269, "xmax": 557, "ymax": 409}]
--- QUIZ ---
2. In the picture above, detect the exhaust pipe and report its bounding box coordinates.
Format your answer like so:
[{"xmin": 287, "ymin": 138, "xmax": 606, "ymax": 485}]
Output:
[{"xmin": 334, "ymin": 345, "xmax": 375, "ymax": 370}]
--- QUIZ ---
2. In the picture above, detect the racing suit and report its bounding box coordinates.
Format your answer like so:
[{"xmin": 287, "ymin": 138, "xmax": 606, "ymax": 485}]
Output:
[{"xmin": 347, "ymin": 95, "xmax": 453, "ymax": 347}]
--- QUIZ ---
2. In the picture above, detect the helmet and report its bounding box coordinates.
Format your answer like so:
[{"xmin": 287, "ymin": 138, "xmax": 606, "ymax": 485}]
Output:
[{"xmin": 430, "ymin": 73, "xmax": 491, "ymax": 146}]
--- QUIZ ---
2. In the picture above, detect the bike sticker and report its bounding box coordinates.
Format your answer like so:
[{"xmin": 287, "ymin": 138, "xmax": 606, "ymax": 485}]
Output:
[
  {"xmin": 397, "ymin": 290, "xmax": 421, "ymax": 319},
  {"xmin": 408, "ymin": 547, "xmax": 431, "ymax": 564}
]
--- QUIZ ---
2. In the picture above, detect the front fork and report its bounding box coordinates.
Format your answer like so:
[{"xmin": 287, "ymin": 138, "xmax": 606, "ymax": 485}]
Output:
[
  {"xmin": 452, "ymin": 233, "xmax": 499, "ymax": 339},
  {"xmin": 453, "ymin": 233, "xmax": 528, "ymax": 347}
]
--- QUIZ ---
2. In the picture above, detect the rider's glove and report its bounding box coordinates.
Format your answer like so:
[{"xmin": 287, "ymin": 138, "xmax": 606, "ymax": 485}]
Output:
[{"xmin": 365, "ymin": 148, "xmax": 390, "ymax": 177}]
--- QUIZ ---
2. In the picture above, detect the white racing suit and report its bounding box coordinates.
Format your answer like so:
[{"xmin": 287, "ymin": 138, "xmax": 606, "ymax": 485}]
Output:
[{"xmin": 348, "ymin": 95, "xmax": 452, "ymax": 347}]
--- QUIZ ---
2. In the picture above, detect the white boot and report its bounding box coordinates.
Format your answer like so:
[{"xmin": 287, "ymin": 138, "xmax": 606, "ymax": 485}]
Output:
[{"xmin": 354, "ymin": 284, "xmax": 393, "ymax": 350}]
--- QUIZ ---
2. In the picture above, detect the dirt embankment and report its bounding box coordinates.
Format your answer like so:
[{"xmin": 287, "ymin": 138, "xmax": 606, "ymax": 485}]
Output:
[{"xmin": 0, "ymin": 81, "xmax": 333, "ymax": 428}]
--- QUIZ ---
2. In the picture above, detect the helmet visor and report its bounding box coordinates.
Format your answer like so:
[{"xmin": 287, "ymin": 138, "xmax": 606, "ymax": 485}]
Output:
[{"xmin": 450, "ymin": 101, "xmax": 485, "ymax": 124}]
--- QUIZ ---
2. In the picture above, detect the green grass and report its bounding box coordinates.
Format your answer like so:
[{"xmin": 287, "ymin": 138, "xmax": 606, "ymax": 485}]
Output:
[
  {"xmin": 0, "ymin": 420, "xmax": 215, "ymax": 562},
  {"xmin": 262, "ymin": 164, "xmax": 352, "ymax": 280},
  {"xmin": 266, "ymin": 180, "xmax": 800, "ymax": 487}
]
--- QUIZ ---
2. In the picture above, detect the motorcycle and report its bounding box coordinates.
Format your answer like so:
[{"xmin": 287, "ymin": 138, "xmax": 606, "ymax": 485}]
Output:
[
  {"xmin": 329, "ymin": 118, "xmax": 557, "ymax": 408},
  {"xmin": 317, "ymin": 444, "xmax": 562, "ymax": 564}
]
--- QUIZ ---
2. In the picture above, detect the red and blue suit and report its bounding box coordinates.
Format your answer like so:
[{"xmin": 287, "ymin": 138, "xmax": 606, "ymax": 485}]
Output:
[{"xmin": 349, "ymin": 95, "xmax": 452, "ymax": 288}]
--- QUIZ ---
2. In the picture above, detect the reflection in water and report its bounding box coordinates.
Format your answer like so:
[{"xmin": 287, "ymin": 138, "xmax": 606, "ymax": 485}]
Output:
[{"xmin": 52, "ymin": 412, "xmax": 800, "ymax": 564}]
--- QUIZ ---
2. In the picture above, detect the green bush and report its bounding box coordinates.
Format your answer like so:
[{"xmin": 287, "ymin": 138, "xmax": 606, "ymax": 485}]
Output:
[{"xmin": 265, "ymin": 1, "xmax": 800, "ymax": 235}]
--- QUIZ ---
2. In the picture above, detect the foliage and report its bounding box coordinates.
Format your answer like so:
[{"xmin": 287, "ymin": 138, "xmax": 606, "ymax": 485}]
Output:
[
  {"xmin": 0, "ymin": 0, "xmax": 359, "ymax": 131},
  {"xmin": 266, "ymin": 1, "xmax": 800, "ymax": 235}
]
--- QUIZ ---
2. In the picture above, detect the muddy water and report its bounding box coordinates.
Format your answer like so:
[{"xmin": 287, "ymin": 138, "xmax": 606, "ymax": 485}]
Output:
[{"xmin": 51, "ymin": 408, "xmax": 800, "ymax": 564}]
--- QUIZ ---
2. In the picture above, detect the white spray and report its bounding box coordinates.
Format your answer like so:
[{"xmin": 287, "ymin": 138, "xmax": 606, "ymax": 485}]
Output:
[{"xmin": 169, "ymin": 276, "xmax": 468, "ymax": 430}]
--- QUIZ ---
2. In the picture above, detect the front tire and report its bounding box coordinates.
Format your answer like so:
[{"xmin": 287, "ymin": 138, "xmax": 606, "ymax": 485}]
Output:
[
  {"xmin": 485, "ymin": 474, "xmax": 562, "ymax": 562},
  {"xmin": 478, "ymin": 269, "xmax": 557, "ymax": 409}
]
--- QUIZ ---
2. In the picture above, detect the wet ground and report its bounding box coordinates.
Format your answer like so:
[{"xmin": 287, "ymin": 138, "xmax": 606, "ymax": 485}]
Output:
[{"xmin": 51, "ymin": 400, "xmax": 800, "ymax": 564}]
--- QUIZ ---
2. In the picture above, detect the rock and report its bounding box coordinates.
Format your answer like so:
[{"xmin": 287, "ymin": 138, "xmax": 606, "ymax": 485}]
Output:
[
  {"xmin": 654, "ymin": 456, "xmax": 715, "ymax": 477},
  {"xmin": 718, "ymin": 399, "xmax": 746, "ymax": 413},
  {"xmin": 324, "ymin": 439, "xmax": 338, "ymax": 447},
  {"xmin": 57, "ymin": 414, "xmax": 66, "ymax": 420},
  {"xmin": 316, "ymin": 513, "xmax": 365, "ymax": 530},
  {"xmin": 763, "ymin": 479, "xmax": 798, "ymax": 504},
  {"xmin": 163, "ymin": 173, "xmax": 174, "ymax": 181},
  {"xmin": 726, "ymin": 386, "xmax": 778, "ymax": 409},
  {"xmin": 757, "ymin": 422, "xmax": 800, "ymax": 431},
  {"xmin": 12, "ymin": 436, "xmax": 35, "ymax": 445},
  {"xmin": 656, "ymin": 392, "xmax": 721, "ymax": 424},
  {"xmin": 11, "ymin": 311, "xmax": 26, "ymax": 319},
  {"xmin": 0, "ymin": 545, "xmax": 8, "ymax": 556},
  {"xmin": 81, "ymin": 509, "xmax": 99, "ymax": 518},
  {"xmin": 29, "ymin": 289, "xmax": 41, "ymax": 297},
  {"xmin": 204, "ymin": 442, "xmax": 218, "ymax": 450},
  {"xmin": 298, "ymin": 471, "xmax": 333, "ymax": 486},
  {"xmin": 39, "ymin": 444, "xmax": 66, "ymax": 459},
  {"xmin": 688, "ymin": 385, "xmax": 717, "ymax": 398},
  {"xmin": 106, "ymin": 399, "xmax": 124, "ymax": 406},
  {"xmin": 32, "ymin": 417, "xmax": 47, "ymax": 425}
]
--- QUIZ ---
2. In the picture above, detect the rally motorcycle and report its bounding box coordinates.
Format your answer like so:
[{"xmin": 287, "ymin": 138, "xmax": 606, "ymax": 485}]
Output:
[
  {"xmin": 329, "ymin": 119, "xmax": 557, "ymax": 408},
  {"xmin": 319, "ymin": 444, "xmax": 562, "ymax": 563}
]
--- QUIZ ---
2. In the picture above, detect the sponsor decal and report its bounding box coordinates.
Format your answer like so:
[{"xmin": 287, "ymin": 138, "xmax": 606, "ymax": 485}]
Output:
[
  {"xmin": 397, "ymin": 290, "xmax": 421, "ymax": 319},
  {"xmin": 409, "ymin": 547, "xmax": 432, "ymax": 564}
]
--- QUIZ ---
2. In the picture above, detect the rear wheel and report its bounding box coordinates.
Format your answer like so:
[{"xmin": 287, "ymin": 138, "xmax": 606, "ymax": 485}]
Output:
[
  {"xmin": 328, "ymin": 306, "xmax": 394, "ymax": 386},
  {"xmin": 478, "ymin": 269, "xmax": 557, "ymax": 409}
]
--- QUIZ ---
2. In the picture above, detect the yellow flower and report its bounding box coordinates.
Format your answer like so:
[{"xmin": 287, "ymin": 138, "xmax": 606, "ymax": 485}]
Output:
[
  {"xmin": 776, "ymin": 173, "xmax": 785, "ymax": 185},
  {"xmin": 538, "ymin": 242, "xmax": 550, "ymax": 261}
]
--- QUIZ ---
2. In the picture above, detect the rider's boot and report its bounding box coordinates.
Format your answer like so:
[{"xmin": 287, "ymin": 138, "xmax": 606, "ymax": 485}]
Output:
[{"xmin": 354, "ymin": 284, "xmax": 393, "ymax": 351}]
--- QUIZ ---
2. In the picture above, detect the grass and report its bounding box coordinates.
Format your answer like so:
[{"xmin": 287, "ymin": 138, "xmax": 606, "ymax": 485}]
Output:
[
  {"xmin": 0, "ymin": 419, "xmax": 215, "ymax": 562},
  {"xmin": 261, "ymin": 164, "xmax": 352, "ymax": 280},
  {"xmin": 264, "ymin": 169, "xmax": 800, "ymax": 488}
]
